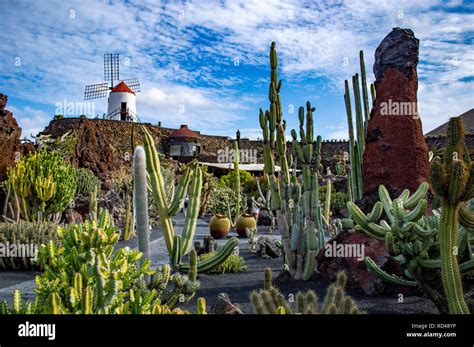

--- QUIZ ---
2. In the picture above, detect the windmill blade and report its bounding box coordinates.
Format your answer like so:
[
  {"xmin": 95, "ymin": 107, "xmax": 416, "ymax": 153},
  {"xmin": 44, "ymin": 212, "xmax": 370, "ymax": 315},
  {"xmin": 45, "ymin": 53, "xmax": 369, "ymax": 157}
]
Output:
[
  {"xmin": 104, "ymin": 53, "xmax": 120, "ymax": 85},
  {"xmin": 84, "ymin": 82, "xmax": 109, "ymax": 100},
  {"xmin": 121, "ymin": 78, "xmax": 141, "ymax": 93}
]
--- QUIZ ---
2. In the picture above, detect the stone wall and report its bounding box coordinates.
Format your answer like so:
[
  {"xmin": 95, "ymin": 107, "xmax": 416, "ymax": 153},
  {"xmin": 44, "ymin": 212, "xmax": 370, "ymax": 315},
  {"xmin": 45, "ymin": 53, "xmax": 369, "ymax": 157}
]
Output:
[{"xmin": 39, "ymin": 118, "xmax": 474, "ymax": 184}]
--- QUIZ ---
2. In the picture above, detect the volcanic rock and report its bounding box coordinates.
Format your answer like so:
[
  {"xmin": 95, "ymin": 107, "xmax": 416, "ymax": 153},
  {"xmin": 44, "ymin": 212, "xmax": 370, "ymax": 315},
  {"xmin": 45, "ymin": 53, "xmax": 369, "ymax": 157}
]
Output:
[
  {"xmin": 210, "ymin": 293, "xmax": 244, "ymax": 314},
  {"xmin": 362, "ymin": 28, "xmax": 430, "ymax": 196},
  {"xmin": 0, "ymin": 94, "xmax": 22, "ymax": 213},
  {"xmin": 316, "ymin": 230, "xmax": 417, "ymax": 295}
]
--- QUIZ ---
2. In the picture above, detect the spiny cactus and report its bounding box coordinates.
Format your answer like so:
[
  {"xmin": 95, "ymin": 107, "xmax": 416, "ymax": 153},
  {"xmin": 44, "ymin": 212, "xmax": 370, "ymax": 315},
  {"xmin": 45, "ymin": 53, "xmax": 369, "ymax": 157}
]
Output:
[
  {"xmin": 76, "ymin": 168, "xmax": 101, "ymax": 197},
  {"xmin": 32, "ymin": 209, "xmax": 199, "ymax": 314},
  {"xmin": 348, "ymin": 180, "xmax": 474, "ymax": 314},
  {"xmin": 0, "ymin": 289, "xmax": 40, "ymax": 314},
  {"xmin": 259, "ymin": 42, "xmax": 325, "ymax": 280},
  {"xmin": 250, "ymin": 268, "xmax": 363, "ymax": 314},
  {"xmin": 3, "ymin": 148, "xmax": 76, "ymax": 222},
  {"xmin": 430, "ymin": 117, "xmax": 472, "ymax": 314},
  {"xmin": 141, "ymin": 128, "xmax": 239, "ymax": 272},
  {"xmin": 88, "ymin": 185, "xmax": 98, "ymax": 221},
  {"xmin": 251, "ymin": 177, "xmax": 276, "ymax": 233},
  {"xmin": 121, "ymin": 195, "xmax": 135, "ymax": 240},
  {"xmin": 134, "ymin": 146, "xmax": 150, "ymax": 278},
  {"xmin": 0, "ymin": 221, "xmax": 58, "ymax": 270},
  {"xmin": 344, "ymin": 50, "xmax": 372, "ymax": 201}
]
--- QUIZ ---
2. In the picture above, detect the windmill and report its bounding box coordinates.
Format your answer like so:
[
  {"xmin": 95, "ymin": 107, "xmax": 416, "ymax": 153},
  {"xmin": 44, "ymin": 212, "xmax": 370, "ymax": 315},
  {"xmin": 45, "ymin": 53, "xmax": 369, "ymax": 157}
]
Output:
[{"xmin": 84, "ymin": 53, "xmax": 141, "ymax": 122}]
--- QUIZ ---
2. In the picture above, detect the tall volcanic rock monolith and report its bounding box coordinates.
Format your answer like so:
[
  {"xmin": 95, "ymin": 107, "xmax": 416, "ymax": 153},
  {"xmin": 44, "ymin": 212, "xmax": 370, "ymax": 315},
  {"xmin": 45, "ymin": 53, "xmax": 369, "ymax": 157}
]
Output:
[
  {"xmin": 0, "ymin": 93, "xmax": 22, "ymax": 214},
  {"xmin": 362, "ymin": 28, "xmax": 430, "ymax": 196}
]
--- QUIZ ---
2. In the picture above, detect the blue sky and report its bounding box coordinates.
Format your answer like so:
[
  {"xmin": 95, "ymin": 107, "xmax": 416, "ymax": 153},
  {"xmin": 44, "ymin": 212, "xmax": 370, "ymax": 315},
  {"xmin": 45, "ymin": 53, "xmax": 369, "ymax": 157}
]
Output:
[{"xmin": 0, "ymin": 0, "xmax": 473, "ymax": 140}]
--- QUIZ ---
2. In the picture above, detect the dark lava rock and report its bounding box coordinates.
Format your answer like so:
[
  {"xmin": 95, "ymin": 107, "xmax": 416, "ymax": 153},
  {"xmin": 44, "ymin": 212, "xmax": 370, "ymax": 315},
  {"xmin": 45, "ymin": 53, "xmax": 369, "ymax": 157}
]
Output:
[
  {"xmin": 316, "ymin": 230, "xmax": 418, "ymax": 295},
  {"xmin": 210, "ymin": 293, "xmax": 244, "ymax": 314},
  {"xmin": 0, "ymin": 94, "xmax": 22, "ymax": 213},
  {"xmin": 363, "ymin": 28, "xmax": 430, "ymax": 196}
]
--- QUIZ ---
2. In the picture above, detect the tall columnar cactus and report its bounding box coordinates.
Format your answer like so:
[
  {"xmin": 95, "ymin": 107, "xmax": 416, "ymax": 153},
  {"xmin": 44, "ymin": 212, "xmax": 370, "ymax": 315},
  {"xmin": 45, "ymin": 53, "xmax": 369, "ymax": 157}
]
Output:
[
  {"xmin": 344, "ymin": 50, "xmax": 371, "ymax": 201},
  {"xmin": 141, "ymin": 127, "xmax": 239, "ymax": 272},
  {"xmin": 227, "ymin": 130, "xmax": 242, "ymax": 227},
  {"xmin": 430, "ymin": 117, "xmax": 472, "ymax": 314},
  {"xmin": 134, "ymin": 147, "xmax": 150, "ymax": 273},
  {"xmin": 259, "ymin": 42, "xmax": 324, "ymax": 280}
]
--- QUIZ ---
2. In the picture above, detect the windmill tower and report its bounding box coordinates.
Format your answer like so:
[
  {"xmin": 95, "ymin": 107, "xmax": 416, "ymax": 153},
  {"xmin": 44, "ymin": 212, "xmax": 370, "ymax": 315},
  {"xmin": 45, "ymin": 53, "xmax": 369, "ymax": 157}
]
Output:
[{"xmin": 84, "ymin": 54, "xmax": 141, "ymax": 121}]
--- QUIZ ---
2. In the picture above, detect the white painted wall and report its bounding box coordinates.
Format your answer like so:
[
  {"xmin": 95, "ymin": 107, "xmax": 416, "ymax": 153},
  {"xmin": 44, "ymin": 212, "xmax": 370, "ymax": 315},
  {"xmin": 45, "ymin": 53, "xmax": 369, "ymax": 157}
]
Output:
[{"xmin": 107, "ymin": 91, "xmax": 137, "ymax": 121}]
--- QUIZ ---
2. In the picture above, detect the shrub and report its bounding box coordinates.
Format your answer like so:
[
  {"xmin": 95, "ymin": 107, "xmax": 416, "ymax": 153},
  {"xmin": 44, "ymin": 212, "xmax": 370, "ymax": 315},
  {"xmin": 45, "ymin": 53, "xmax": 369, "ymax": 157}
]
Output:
[
  {"xmin": 219, "ymin": 170, "xmax": 256, "ymax": 195},
  {"xmin": 319, "ymin": 185, "xmax": 349, "ymax": 214}
]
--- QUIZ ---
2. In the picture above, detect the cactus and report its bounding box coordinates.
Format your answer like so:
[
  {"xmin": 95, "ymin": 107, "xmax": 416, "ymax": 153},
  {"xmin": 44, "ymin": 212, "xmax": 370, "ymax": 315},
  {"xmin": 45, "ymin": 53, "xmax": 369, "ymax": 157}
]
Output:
[
  {"xmin": 0, "ymin": 221, "xmax": 59, "ymax": 270},
  {"xmin": 3, "ymin": 148, "xmax": 76, "ymax": 222},
  {"xmin": 0, "ymin": 289, "xmax": 40, "ymax": 314},
  {"xmin": 134, "ymin": 147, "xmax": 150, "ymax": 279},
  {"xmin": 250, "ymin": 268, "xmax": 363, "ymax": 314},
  {"xmin": 88, "ymin": 185, "xmax": 98, "ymax": 221},
  {"xmin": 430, "ymin": 117, "xmax": 472, "ymax": 314},
  {"xmin": 344, "ymin": 50, "xmax": 371, "ymax": 201},
  {"xmin": 76, "ymin": 168, "xmax": 101, "ymax": 197},
  {"xmin": 121, "ymin": 195, "xmax": 135, "ymax": 240},
  {"xmin": 324, "ymin": 179, "xmax": 332, "ymax": 223},
  {"xmin": 30, "ymin": 208, "xmax": 199, "ymax": 314},
  {"xmin": 141, "ymin": 128, "xmax": 239, "ymax": 272},
  {"xmin": 259, "ymin": 42, "xmax": 325, "ymax": 280},
  {"xmin": 251, "ymin": 176, "xmax": 276, "ymax": 233},
  {"xmin": 246, "ymin": 227, "xmax": 258, "ymax": 253},
  {"xmin": 348, "ymin": 179, "xmax": 474, "ymax": 314}
]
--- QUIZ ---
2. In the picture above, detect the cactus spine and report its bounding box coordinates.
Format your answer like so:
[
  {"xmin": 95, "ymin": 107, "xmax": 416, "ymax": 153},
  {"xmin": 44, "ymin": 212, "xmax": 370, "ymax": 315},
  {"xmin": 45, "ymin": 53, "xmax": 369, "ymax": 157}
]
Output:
[
  {"xmin": 141, "ymin": 127, "xmax": 238, "ymax": 272},
  {"xmin": 430, "ymin": 117, "xmax": 472, "ymax": 314}
]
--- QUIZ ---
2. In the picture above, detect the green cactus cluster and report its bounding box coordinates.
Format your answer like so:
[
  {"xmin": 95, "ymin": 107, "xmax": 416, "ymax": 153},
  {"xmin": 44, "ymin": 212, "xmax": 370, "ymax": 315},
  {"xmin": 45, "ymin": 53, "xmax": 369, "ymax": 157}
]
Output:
[
  {"xmin": 344, "ymin": 50, "xmax": 374, "ymax": 201},
  {"xmin": 28, "ymin": 208, "xmax": 199, "ymax": 314},
  {"xmin": 76, "ymin": 167, "xmax": 101, "ymax": 197},
  {"xmin": 326, "ymin": 218, "xmax": 354, "ymax": 238},
  {"xmin": 2, "ymin": 148, "xmax": 76, "ymax": 222},
  {"xmin": 259, "ymin": 42, "xmax": 325, "ymax": 280},
  {"xmin": 250, "ymin": 268, "xmax": 363, "ymax": 314},
  {"xmin": 0, "ymin": 221, "xmax": 58, "ymax": 270},
  {"xmin": 0, "ymin": 288, "xmax": 207, "ymax": 315},
  {"xmin": 140, "ymin": 128, "xmax": 239, "ymax": 273},
  {"xmin": 348, "ymin": 173, "xmax": 474, "ymax": 313},
  {"xmin": 0, "ymin": 289, "xmax": 40, "ymax": 314}
]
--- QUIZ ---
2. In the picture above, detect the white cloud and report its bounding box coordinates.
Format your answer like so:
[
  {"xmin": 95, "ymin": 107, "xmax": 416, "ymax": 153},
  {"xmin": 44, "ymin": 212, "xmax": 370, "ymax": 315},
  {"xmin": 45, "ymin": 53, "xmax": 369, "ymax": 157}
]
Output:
[{"xmin": 0, "ymin": 0, "xmax": 472, "ymax": 139}]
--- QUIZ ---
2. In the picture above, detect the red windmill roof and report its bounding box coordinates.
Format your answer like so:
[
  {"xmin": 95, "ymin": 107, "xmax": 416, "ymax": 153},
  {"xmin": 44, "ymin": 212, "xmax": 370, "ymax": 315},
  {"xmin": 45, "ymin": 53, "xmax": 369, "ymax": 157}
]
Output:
[
  {"xmin": 111, "ymin": 81, "xmax": 134, "ymax": 94},
  {"xmin": 170, "ymin": 125, "xmax": 199, "ymax": 138}
]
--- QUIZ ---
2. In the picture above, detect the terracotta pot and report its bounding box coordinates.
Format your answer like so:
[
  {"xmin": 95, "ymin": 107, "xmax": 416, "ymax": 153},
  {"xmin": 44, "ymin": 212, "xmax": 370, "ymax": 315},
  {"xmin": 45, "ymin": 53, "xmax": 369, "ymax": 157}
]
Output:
[
  {"xmin": 235, "ymin": 213, "xmax": 257, "ymax": 237},
  {"xmin": 209, "ymin": 214, "xmax": 231, "ymax": 239}
]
